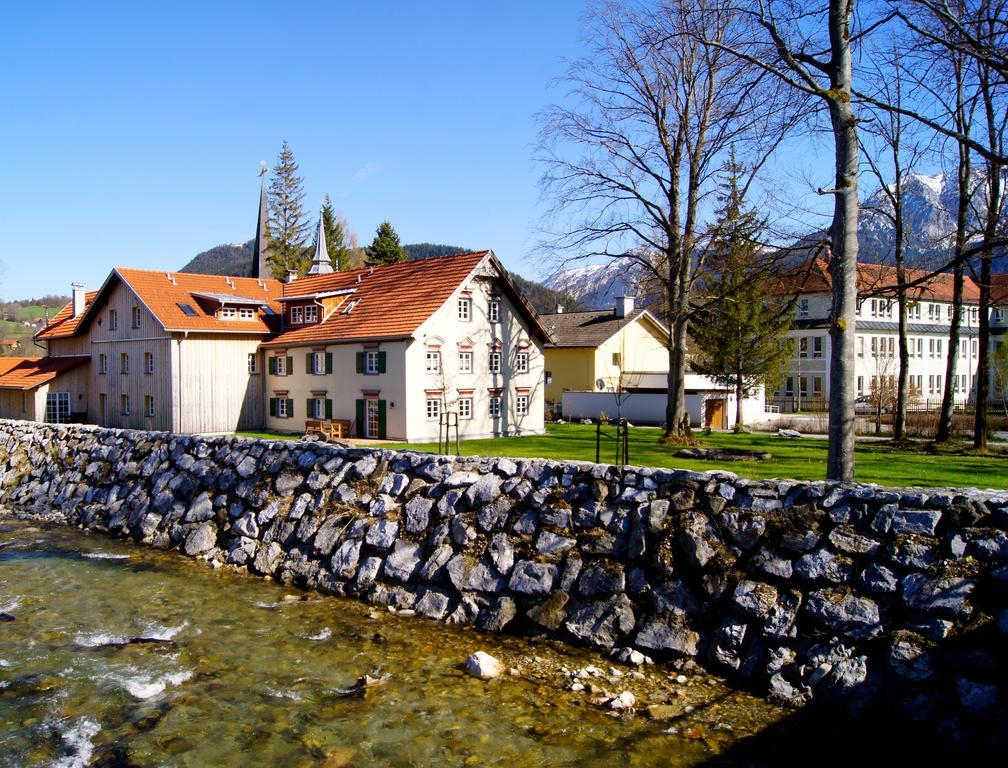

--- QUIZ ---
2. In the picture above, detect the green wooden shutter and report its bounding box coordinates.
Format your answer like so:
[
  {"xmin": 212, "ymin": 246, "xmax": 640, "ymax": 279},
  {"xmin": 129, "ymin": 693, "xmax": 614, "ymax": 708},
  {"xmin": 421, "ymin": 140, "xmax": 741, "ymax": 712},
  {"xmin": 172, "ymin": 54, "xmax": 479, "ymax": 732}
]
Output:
[
  {"xmin": 355, "ymin": 352, "xmax": 364, "ymax": 373},
  {"xmin": 306, "ymin": 353, "xmax": 312, "ymax": 374},
  {"xmin": 306, "ymin": 398, "xmax": 313, "ymax": 418},
  {"xmin": 378, "ymin": 400, "xmax": 387, "ymax": 439},
  {"xmin": 378, "ymin": 351, "xmax": 387, "ymax": 373},
  {"xmin": 325, "ymin": 399, "xmax": 333, "ymax": 419},
  {"xmin": 269, "ymin": 398, "xmax": 277, "ymax": 417},
  {"xmin": 285, "ymin": 357, "xmax": 293, "ymax": 376},
  {"xmin": 286, "ymin": 398, "xmax": 294, "ymax": 418},
  {"xmin": 325, "ymin": 352, "xmax": 333, "ymax": 374},
  {"xmin": 268, "ymin": 357, "xmax": 276, "ymax": 375},
  {"xmin": 355, "ymin": 399, "xmax": 365, "ymax": 437}
]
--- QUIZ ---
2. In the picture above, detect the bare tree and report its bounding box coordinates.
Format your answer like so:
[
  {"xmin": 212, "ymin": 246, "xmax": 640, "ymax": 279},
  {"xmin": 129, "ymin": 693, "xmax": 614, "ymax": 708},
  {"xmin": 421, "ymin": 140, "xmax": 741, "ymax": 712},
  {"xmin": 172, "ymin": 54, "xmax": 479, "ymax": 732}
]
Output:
[
  {"xmin": 860, "ymin": 45, "xmax": 929, "ymax": 443},
  {"xmin": 537, "ymin": 0, "xmax": 799, "ymax": 442},
  {"xmin": 705, "ymin": 0, "xmax": 866, "ymax": 480}
]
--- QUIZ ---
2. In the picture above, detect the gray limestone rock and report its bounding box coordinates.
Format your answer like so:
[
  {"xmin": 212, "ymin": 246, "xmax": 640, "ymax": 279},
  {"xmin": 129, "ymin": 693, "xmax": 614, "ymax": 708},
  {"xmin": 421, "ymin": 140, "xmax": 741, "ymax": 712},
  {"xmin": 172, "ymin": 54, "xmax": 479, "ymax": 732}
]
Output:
[
  {"xmin": 827, "ymin": 526, "xmax": 880, "ymax": 556},
  {"xmin": 955, "ymin": 679, "xmax": 998, "ymax": 715},
  {"xmin": 861, "ymin": 563, "xmax": 900, "ymax": 594},
  {"xmin": 365, "ymin": 520, "xmax": 400, "ymax": 551},
  {"xmin": 418, "ymin": 544, "xmax": 454, "ymax": 582},
  {"xmin": 488, "ymin": 533, "xmax": 514, "ymax": 575},
  {"xmin": 710, "ymin": 616, "xmax": 747, "ymax": 670},
  {"xmin": 536, "ymin": 530, "xmax": 576, "ymax": 556},
  {"xmin": 331, "ymin": 539, "xmax": 362, "ymax": 579},
  {"xmin": 508, "ymin": 561, "xmax": 558, "ymax": 595},
  {"xmin": 183, "ymin": 523, "xmax": 217, "ymax": 556},
  {"xmin": 891, "ymin": 509, "xmax": 941, "ymax": 537},
  {"xmin": 251, "ymin": 542, "xmax": 283, "ymax": 575},
  {"xmin": 564, "ymin": 594, "xmax": 635, "ymax": 648},
  {"xmin": 635, "ymin": 615, "xmax": 700, "ymax": 656},
  {"xmin": 414, "ymin": 589, "xmax": 452, "ymax": 620},
  {"xmin": 184, "ymin": 492, "xmax": 214, "ymax": 523},
  {"xmin": 732, "ymin": 580, "xmax": 778, "ymax": 619},
  {"xmin": 312, "ymin": 516, "xmax": 344, "ymax": 556},
  {"xmin": 404, "ymin": 496, "xmax": 433, "ymax": 533},
  {"xmin": 805, "ymin": 589, "xmax": 881, "ymax": 639},
  {"xmin": 355, "ymin": 556, "xmax": 383, "ymax": 589},
  {"xmin": 902, "ymin": 574, "xmax": 976, "ymax": 616},
  {"xmin": 475, "ymin": 497, "xmax": 512, "ymax": 533},
  {"xmin": 465, "ymin": 474, "xmax": 502, "ymax": 507},
  {"xmin": 795, "ymin": 548, "xmax": 853, "ymax": 583},
  {"xmin": 450, "ymin": 516, "xmax": 477, "ymax": 547},
  {"xmin": 232, "ymin": 512, "xmax": 259, "ymax": 539},
  {"xmin": 751, "ymin": 548, "xmax": 793, "ymax": 579},
  {"xmin": 763, "ymin": 589, "xmax": 802, "ymax": 638},
  {"xmin": 275, "ymin": 469, "xmax": 304, "ymax": 497},
  {"xmin": 578, "ymin": 564, "xmax": 626, "ymax": 598},
  {"xmin": 383, "ymin": 540, "xmax": 422, "ymax": 583},
  {"xmin": 526, "ymin": 591, "xmax": 570, "ymax": 630},
  {"xmin": 679, "ymin": 512, "xmax": 721, "ymax": 568},
  {"xmin": 476, "ymin": 595, "xmax": 517, "ymax": 632}
]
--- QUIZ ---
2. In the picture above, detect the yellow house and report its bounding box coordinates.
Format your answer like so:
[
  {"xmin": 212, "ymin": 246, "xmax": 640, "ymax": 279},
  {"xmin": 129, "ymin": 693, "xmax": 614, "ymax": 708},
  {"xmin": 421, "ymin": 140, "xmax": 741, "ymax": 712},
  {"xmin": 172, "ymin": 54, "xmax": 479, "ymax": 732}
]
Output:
[{"xmin": 540, "ymin": 297, "xmax": 669, "ymax": 407}]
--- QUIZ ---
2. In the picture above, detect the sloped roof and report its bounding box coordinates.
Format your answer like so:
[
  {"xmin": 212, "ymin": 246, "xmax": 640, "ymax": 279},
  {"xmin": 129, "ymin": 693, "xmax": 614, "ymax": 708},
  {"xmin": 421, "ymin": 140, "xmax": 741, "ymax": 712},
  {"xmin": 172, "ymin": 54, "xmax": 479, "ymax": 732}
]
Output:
[
  {"xmin": 782, "ymin": 258, "xmax": 982, "ymax": 302},
  {"xmin": 991, "ymin": 273, "xmax": 1008, "ymax": 305},
  {"xmin": 35, "ymin": 292, "xmax": 98, "ymax": 340},
  {"xmin": 0, "ymin": 356, "xmax": 89, "ymax": 390},
  {"xmin": 263, "ymin": 251, "xmax": 552, "ymax": 348},
  {"xmin": 37, "ymin": 270, "xmax": 283, "ymax": 339},
  {"xmin": 540, "ymin": 308, "xmax": 667, "ymax": 348}
]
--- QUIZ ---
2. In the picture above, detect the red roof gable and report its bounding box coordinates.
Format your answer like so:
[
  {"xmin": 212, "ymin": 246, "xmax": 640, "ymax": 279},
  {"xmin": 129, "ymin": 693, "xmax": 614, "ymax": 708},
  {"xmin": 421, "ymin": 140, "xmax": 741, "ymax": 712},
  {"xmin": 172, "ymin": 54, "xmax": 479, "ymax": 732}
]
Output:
[
  {"xmin": 0, "ymin": 356, "xmax": 89, "ymax": 390},
  {"xmin": 35, "ymin": 292, "xmax": 99, "ymax": 340},
  {"xmin": 781, "ymin": 258, "xmax": 982, "ymax": 302}
]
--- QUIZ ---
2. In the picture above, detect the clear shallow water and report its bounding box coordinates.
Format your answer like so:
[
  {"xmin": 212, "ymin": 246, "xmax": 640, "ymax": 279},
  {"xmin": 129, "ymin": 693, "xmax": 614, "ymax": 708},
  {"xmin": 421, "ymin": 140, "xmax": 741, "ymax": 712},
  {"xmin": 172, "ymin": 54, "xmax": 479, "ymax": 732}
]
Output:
[{"xmin": 0, "ymin": 519, "xmax": 786, "ymax": 767}]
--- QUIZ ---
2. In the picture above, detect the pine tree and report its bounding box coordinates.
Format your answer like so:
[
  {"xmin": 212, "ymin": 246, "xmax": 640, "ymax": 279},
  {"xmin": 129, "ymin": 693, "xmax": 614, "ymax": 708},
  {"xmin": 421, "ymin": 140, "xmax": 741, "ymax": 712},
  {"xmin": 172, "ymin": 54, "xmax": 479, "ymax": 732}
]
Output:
[
  {"xmin": 317, "ymin": 195, "xmax": 351, "ymax": 271},
  {"xmin": 267, "ymin": 141, "xmax": 311, "ymax": 279},
  {"xmin": 689, "ymin": 157, "xmax": 795, "ymax": 431},
  {"xmin": 364, "ymin": 221, "xmax": 408, "ymax": 266}
]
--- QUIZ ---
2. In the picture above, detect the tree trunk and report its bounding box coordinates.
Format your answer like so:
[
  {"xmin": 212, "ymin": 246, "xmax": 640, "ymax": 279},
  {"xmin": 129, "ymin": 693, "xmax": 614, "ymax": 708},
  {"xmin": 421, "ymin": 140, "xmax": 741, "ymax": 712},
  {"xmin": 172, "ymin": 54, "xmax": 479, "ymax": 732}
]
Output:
[
  {"xmin": 735, "ymin": 371, "xmax": 744, "ymax": 430},
  {"xmin": 825, "ymin": 0, "xmax": 859, "ymax": 482}
]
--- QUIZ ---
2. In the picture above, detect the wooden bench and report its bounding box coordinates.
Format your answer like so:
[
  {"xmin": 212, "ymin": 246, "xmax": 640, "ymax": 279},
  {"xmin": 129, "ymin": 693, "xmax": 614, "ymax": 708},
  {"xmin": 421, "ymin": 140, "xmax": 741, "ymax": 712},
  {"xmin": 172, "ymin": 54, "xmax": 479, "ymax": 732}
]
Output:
[{"xmin": 305, "ymin": 419, "xmax": 352, "ymax": 441}]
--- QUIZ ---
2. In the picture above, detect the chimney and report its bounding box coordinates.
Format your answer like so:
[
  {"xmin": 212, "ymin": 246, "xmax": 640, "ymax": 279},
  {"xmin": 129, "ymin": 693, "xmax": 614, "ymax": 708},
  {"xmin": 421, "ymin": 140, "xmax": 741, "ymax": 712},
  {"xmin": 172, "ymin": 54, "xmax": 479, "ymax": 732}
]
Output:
[
  {"xmin": 285, "ymin": 270, "xmax": 298, "ymax": 284},
  {"xmin": 556, "ymin": 303, "xmax": 564, "ymax": 314},
  {"xmin": 71, "ymin": 283, "xmax": 86, "ymax": 318},
  {"xmin": 615, "ymin": 295, "xmax": 634, "ymax": 318}
]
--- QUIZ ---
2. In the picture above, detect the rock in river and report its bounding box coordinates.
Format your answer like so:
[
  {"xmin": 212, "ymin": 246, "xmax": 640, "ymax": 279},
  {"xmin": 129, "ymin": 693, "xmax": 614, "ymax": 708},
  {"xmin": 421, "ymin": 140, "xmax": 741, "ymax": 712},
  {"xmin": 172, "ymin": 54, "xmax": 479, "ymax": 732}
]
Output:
[{"xmin": 464, "ymin": 651, "xmax": 504, "ymax": 680}]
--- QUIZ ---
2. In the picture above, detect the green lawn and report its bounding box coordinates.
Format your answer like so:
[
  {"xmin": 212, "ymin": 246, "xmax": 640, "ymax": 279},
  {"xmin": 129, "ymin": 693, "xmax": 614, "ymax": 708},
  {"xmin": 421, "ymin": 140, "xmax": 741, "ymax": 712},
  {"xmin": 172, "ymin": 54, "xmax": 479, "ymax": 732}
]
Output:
[{"xmin": 384, "ymin": 424, "xmax": 1008, "ymax": 490}]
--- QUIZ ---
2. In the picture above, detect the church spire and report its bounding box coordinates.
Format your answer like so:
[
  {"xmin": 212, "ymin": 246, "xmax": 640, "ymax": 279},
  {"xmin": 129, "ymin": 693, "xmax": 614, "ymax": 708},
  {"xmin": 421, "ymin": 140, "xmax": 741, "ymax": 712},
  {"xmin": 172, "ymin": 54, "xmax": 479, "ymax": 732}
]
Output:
[
  {"xmin": 307, "ymin": 207, "xmax": 334, "ymax": 275},
  {"xmin": 251, "ymin": 172, "xmax": 270, "ymax": 279}
]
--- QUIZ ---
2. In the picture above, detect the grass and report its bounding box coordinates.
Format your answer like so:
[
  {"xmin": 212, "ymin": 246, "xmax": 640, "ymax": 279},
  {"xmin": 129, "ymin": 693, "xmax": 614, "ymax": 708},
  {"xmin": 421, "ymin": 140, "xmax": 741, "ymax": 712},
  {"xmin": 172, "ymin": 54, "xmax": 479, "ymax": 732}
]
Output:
[
  {"xmin": 235, "ymin": 431, "xmax": 300, "ymax": 441},
  {"xmin": 383, "ymin": 423, "xmax": 1008, "ymax": 490}
]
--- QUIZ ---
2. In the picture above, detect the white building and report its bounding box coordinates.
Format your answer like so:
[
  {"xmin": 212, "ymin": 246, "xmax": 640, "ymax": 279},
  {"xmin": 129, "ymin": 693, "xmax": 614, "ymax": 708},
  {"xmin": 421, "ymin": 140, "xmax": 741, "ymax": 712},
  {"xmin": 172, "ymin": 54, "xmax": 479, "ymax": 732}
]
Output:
[{"xmin": 775, "ymin": 258, "xmax": 1007, "ymax": 411}]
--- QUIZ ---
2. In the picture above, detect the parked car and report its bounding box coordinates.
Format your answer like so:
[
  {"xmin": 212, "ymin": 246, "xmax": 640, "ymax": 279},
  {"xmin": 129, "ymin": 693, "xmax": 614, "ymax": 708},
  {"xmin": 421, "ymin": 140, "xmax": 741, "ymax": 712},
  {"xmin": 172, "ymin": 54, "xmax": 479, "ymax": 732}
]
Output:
[{"xmin": 855, "ymin": 395, "xmax": 892, "ymax": 414}]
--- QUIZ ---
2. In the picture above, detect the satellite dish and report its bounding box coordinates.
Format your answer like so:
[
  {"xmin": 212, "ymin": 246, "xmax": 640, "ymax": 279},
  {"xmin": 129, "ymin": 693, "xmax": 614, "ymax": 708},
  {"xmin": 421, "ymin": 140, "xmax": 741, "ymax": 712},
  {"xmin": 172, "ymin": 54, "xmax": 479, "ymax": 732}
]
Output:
[{"xmin": 596, "ymin": 378, "xmax": 606, "ymax": 390}]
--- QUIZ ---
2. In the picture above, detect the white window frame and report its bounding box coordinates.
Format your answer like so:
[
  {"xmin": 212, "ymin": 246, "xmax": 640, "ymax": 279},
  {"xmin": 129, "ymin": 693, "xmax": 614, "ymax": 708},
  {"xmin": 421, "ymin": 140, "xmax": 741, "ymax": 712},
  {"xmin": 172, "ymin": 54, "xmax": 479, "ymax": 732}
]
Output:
[
  {"xmin": 275, "ymin": 355, "xmax": 287, "ymax": 376},
  {"xmin": 458, "ymin": 297, "xmax": 471, "ymax": 321},
  {"xmin": 291, "ymin": 306, "xmax": 304, "ymax": 324},
  {"xmin": 489, "ymin": 351, "xmax": 501, "ymax": 374},
  {"xmin": 812, "ymin": 337, "xmax": 823, "ymax": 359},
  {"xmin": 311, "ymin": 351, "xmax": 326, "ymax": 375},
  {"xmin": 489, "ymin": 299, "xmax": 500, "ymax": 323},
  {"xmin": 239, "ymin": 307, "xmax": 255, "ymax": 321},
  {"xmin": 489, "ymin": 395, "xmax": 502, "ymax": 418},
  {"xmin": 219, "ymin": 307, "xmax": 238, "ymax": 320},
  {"xmin": 277, "ymin": 398, "xmax": 289, "ymax": 418},
  {"xmin": 365, "ymin": 350, "xmax": 380, "ymax": 374},
  {"xmin": 144, "ymin": 395, "xmax": 154, "ymax": 418},
  {"xmin": 45, "ymin": 392, "xmax": 70, "ymax": 424},
  {"xmin": 797, "ymin": 298, "xmax": 809, "ymax": 318},
  {"xmin": 516, "ymin": 393, "xmax": 529, "ymax": 416},
  {"xmin": 304, "ymin": 305, "xmax": 319, "ymax": 323},
  {"xmin": 311, "ymin": 397, "xmax": 325, "ymax": 419},
  {"xmin": 425, "ymin": 350, "xmax": 441, "ymax": 374},
  {"xmin": 458, "ymin": 396, "xmax": 473, "ymax": 419},
  {"xmin": 248, "ymin": 353, "xmax": 258, "ymax": 374},
  {"xmin": 426, "ymin": 396, "xmax": 441, "ymax": 421},
  {"xmin": 515, "ymin": 351, "xmax": 529, "ymax": 374},
  {"xmin": 458, "ymin": 350, "xmax": 473, "ymax": 374}
]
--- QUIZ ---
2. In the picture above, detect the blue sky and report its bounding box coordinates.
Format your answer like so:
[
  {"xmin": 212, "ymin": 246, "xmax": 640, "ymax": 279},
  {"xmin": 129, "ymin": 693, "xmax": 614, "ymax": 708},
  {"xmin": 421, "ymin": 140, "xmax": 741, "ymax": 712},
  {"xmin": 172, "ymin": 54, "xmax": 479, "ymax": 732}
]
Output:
[{"xmin": 0, "ymin": 1, "xmax": 592, "ymax": 299}]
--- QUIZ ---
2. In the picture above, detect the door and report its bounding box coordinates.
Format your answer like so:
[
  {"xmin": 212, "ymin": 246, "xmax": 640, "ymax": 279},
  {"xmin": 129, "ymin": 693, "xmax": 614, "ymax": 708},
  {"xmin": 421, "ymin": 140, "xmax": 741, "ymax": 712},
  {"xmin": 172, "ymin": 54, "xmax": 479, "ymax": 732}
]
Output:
[
  {"xmin": 99, "ymin": 394, "xmax": 107, "ymax": 427},
  {"xmin": 365, "ymin": 398, "xmax": 380, "ymax": 438},
  {"xmin": 704, "ymin": 398, "xmax": 726, "ymax": 429}
]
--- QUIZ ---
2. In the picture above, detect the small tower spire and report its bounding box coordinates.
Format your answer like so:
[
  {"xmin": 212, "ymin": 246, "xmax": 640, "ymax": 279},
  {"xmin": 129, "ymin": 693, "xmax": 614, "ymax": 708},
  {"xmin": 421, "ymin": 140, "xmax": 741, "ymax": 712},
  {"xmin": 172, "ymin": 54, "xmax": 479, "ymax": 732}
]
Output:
[
  {"xmin": 307, "ymin": 207, "xmax": 334, "ymax": 275},
  {"xmin": 251, "ymin": 170, "xmax": 271, "ymax": 279}
]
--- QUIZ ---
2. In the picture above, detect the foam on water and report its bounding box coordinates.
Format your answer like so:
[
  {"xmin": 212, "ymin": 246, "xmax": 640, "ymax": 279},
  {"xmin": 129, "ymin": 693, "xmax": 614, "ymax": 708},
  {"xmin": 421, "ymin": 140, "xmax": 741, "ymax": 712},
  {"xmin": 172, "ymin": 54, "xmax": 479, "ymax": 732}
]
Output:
[
  {"xmin": 116, "ymin": 669, "xmax": 193, "ymax": 700},
  {"xmin": 82, "ymin": 552, "xmax": 131, "ymax": 560},
  {"xmin": 307, "ymin": 627, "xmax": 332, "ymax": 641},
  {"xmin": 50, "ymin": 716, "xmax": 101, "ymax": 768},
  {"xmin": 139, "ymin": 620, "xmax": 188, "ymax": 641},
  {"xmin": 1, "ymin": 598, "xmax": 20, "ymax": 613},
  {"xmin": 264, "ymin": 685, "xmax": 302, "ymax": 701},
  {"xmin": 74, "ymin": 632, "xmax": 130, "ymax": 648}
]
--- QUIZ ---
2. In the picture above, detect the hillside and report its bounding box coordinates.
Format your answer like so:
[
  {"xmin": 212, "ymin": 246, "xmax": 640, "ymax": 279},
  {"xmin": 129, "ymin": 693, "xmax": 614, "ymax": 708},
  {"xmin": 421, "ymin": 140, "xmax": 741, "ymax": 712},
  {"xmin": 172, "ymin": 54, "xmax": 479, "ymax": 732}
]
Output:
[{"xmin": 0, "ymin": 296, "xmax": 69, "ymax": 355}]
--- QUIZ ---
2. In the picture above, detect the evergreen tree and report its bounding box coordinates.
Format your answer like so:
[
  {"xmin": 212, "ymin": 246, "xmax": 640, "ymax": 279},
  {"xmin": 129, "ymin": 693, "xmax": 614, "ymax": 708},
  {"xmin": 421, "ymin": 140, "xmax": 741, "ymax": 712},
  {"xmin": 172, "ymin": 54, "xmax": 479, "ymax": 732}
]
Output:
[
  {"xmin": 689, "ymin": 157, "xmax": 795, "ymax": 431},
  {"xmin": 364, "ymin": 221, "xmax": 408, "ymax": 266},
  {"xmin": 317, "ymin": 195, "xmax": 351, "ymax": 271},
  {"xmin": 267, "ymin": 141, "xmax": 311, "ymax": 279}
]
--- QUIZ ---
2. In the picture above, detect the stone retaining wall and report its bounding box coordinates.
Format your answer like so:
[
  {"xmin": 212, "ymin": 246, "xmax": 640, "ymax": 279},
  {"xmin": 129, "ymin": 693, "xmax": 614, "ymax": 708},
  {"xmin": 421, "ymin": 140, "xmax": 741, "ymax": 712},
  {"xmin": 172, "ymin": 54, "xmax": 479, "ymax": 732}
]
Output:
[{"xmin": 1, "ymin": 420, "xmax": 1006, "ymax": 740}]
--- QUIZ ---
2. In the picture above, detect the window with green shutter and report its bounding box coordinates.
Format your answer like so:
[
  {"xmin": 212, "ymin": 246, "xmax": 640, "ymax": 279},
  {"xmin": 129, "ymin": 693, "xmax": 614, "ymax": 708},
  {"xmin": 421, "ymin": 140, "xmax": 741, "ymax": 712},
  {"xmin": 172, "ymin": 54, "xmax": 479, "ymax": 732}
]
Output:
[
  {"xmin": 269, "ymin": 398, "xmax": 277, "ymax": 417},
  {"xmin": 285, "ymin": 398, "xmax": 294, "ymax": 418},
  {"xmin": 356, "ymin": 352, "xmax": 365, "ymax": 373},
  {"xmin": 378, "ymin": 399, "xmax": 387, "ymax": 439},
  {"xmin": 355, "ymin": 399, "xmax": 365, "ymax": 437},
  {"xmin": 325, "ymin": 352, "xmax": 333, "ymax": 374},
  {"xmin": 325, "ymin": 399, "xmax": 333, "ymax": 419},
  {"xmin": 286, "ymin": 357, "xmax": 293, "ymax": 375},
  {"xmin": 378, "ymin": 351, "xmax": 386, "ymax": 373},
  {"xmin": 268, "ymin": 357, "xmax": 276, "ymax": 375},
  {"xmin": 305, "ymin": 353, "xmax": 313, "ymax": 374}
]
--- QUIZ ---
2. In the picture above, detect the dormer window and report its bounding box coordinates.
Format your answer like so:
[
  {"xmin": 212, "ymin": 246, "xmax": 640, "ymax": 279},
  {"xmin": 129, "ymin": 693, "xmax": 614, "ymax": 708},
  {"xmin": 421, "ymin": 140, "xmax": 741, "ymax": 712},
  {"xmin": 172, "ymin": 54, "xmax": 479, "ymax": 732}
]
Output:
[
  {"xmin": 304, "ymin": 305, "xmax": 318, "ymax": 323},
  {"xmin": 239, "ymin": 307, "xmax": 255, "ymax": 321},
  {"xmin": 220, "ymin": 307, "xmax": 237, "ymax": 320},
  {"xmin": 291, "ymin": 306, "xmax": 304, "ymax": 324}
]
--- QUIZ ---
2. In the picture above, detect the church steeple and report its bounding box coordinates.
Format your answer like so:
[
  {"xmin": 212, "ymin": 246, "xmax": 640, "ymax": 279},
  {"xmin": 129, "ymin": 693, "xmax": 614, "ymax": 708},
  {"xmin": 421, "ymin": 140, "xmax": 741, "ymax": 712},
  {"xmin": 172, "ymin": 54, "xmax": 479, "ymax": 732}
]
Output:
[
  {"xmin": 251, "ymin": 174, "xmax": 270, "ymax": 279},
  {"xmin": 307, "ymin": 208, "xmax": 334, "ymax": 275}
]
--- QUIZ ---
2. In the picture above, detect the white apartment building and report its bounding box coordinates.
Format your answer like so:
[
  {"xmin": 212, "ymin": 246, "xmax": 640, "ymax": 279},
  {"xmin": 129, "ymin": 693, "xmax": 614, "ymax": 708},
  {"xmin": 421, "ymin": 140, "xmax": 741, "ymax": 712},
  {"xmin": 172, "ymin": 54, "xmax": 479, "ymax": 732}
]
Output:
[{"xmin": 774, "ymin": 259, "xmax": 1008, "ymax": 411}]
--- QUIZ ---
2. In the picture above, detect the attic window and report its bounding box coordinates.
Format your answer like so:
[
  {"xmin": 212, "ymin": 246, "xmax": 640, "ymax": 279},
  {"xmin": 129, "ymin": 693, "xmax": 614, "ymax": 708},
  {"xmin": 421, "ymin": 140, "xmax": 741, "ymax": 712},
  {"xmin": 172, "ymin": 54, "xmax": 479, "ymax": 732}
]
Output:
[
  {"xmin": 341, "ymin": 298, "xmax": 360, "ymax": 315},
  {"xmin": 178, "ymin": 303, "xmax": 198, "ymax": 316}
]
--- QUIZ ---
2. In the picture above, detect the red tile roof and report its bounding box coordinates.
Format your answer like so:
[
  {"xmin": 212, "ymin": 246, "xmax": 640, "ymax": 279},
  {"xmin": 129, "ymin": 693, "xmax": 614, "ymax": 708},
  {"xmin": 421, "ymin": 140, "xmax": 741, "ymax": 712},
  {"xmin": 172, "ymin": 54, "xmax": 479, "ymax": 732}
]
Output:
[
  {"xmin": 991, "ymin": 273, "xmax": 1008, "ymax": 305},
  {"xmin": 0, "ymin": 356, "xmax": 89, "ymax": 390},
  {"xmin": 263, "ymin": 251, "xmax": 551, "ymax": 348},
  {"xmin": 35, "ymin": 292, "xmax": 98, "ymax": 340},
  {"xmin": 782, "ymin": 258, "xmax": 982, "ymax": 302},
  {"xmin": 36, "ymin": 271, "xmax": 283, "ymax": 340}
]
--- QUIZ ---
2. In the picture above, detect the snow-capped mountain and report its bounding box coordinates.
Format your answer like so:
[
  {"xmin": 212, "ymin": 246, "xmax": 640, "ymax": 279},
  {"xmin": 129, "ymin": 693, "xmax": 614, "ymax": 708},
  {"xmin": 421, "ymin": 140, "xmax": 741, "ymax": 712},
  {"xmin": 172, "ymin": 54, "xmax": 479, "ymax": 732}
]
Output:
[{"xmin": 546, "ymin": 172, "xmax": 1006, "ymax": 309}]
